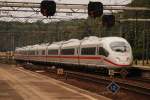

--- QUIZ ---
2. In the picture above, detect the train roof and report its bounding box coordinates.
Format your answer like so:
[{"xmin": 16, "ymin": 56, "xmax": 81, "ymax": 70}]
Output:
[
  {"xmin": 15, "ymin": 36, "xmax": 129, "ymax": 51},
  {"xmin": 15, "ymin": 46, "xmax": 30, "ymax": 51},
  {"xmin": 61, "ymin": 39, "xmax": 80, "ymax": 48},
  {"xmin": 37, "ymin": 43, "xmax": 49, "ymax": 50},
  {"xmin": 80, "ymin": 36, "xmax": 128, "ymax": 47},
  {"xmin": 15, "ymin": 47, "xmax": 23, "ymax": 51},
  {"xmin": 48, "ymin": 41, "xmax": 64, "ymax": 49},
  {"xmin": 81, "ymin": 36, "xmax": 101, "ymax": 46},
  {"xmin": 29, "ymin": 45, "xmax": 39, "ymax": 50},
  {"xmin": 101, "ymin": 37, "xmax": 128, "ymax": 44}
]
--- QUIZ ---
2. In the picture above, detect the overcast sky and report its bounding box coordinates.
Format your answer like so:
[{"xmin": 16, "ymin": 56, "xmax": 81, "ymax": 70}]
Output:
[
  {"xmin": 0, "ymin": 0, "xmax": 133, "ymax": 22},
  {"xmin": 0, "ymin": 0, "xmax": 133, "ymax": 5}
]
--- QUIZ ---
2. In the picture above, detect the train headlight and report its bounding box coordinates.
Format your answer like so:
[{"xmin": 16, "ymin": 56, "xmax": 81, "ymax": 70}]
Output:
[
  {"xmin": 116, "ymin": 57, "xmax": 120, "ymax": 62},
  {"xmin": 127, "ymin": 57, "xmax": 130, "ymax": 62}
]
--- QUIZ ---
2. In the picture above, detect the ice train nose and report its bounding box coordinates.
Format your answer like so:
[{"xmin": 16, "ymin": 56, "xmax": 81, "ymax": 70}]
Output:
[{"xmin": 115, "ymin": 57, "xmax": 131, "ymax": 63}]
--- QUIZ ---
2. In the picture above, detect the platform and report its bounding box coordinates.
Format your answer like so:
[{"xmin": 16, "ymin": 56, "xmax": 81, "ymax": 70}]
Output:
[
  {"xmin": 0, "ymin": 64, "xmax": 110, "ymax": 100},
  {"xmin": 132, "ymin": 65, "xmax": 150, "ymax": 71},
  {"xmin": 132, "ymin": 65, "xmax": 150, "ymax": 78}
]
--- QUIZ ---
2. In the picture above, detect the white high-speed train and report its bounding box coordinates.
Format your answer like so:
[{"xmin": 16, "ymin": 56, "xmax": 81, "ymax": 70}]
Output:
[{"xmin": 14, "ymin": 36, "xmax": 133, "ymax": 71}]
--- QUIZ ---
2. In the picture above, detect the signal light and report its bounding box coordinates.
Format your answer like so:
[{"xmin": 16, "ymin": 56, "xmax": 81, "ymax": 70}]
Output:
[
  {"xmin": 40, "ymin": 0, "xmax": 56, "ymax": 17},
  {"xmin": 88, "ymin": 2, "xmax": 103, "ymax": 18},
  {"xmin": 102, "ymin": 14, "xmax": 115, "ymax": 27}
]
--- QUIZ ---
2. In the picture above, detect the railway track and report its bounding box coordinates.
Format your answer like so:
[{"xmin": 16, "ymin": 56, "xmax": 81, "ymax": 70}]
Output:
[
  {"xmin": 17, "ymin": 64, "xmax": 150, "ymax": 96},
  {"xmin": 127, "ymin": 77, "xmax": 150, "ymax": 84},
  {"xmin": 64, "ymin": 71, "xmax": 150, "ymax": 96}
]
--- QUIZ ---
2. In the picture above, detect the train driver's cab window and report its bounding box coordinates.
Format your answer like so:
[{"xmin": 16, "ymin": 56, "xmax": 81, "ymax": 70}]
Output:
[
  {"xmin": 81, "ymin": 47, "xmax": 96, "ymax": 55},
  {"xmin": 110, "ymin": 42, "xmax": 129, "ymax": 53},
  {"xmin": 42, "ymin": 50, "xmax": 45, "ymax": 55},
  {"xmin": 61, "ymin": 48, "xmax": 75, "ymax": 55},
  {"xmin": 99, "ymin": 47, "xmax": 109, "ymax": 57}
]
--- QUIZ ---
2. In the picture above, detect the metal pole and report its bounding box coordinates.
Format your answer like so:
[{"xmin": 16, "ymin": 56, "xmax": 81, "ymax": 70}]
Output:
[
  {"xmin": 142, "ymin": 23, "xmax": 145, "ymax": 65},
  {"xmin": 55, "ymin": 22, "xmax": 59, "ymax": 41},
  {"xmin": 146, "ymin": 25, "xmax": 149, "ymax": 64},
  {"xmin": 12, "ymin": 32, "xmax": 15, "ymax": 51},
  {"xmin": 12, "ymin": 32, "xmax": 15, "ymax": 60},
  {"xmin": 119, "ymin": 13, "xmax": 123, "ymax": 37},
  {"xmin": 134, "ymin": 11, "xmax": 138, "ymax": 65}
]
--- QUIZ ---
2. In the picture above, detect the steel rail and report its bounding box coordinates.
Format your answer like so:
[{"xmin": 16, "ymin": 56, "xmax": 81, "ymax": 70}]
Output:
[
  {"xmin": 127, "ymin": 78, "xmax": 150, "ymax": 84},
  {"xmin": 120, "ymin": 18, "xmax": 150, "ymax": 22},
  {"xmin": 65, "ymin": 71, "xmax": 150, "ymax": 95},
  {"xmin": 15, "ymin": 63, "xmax": 150, "ymax": 95}
]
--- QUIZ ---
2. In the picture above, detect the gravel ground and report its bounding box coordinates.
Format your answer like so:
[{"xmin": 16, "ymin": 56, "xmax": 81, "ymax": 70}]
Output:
[{"xmin": 39, "ymin": 70, "xmax": 150, "ymax": 100}]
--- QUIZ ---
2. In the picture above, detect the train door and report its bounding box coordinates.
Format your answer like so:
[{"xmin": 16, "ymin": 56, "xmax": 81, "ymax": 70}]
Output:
[{"xmin": 97, "ymin": 44, "xmax": 109, "ymax": 67}]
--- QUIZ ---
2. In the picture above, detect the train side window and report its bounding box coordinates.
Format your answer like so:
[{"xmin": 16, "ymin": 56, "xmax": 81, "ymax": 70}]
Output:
[
  {"xmin": 61, "ymin": 48, "xmax": 75, "ymax": 55},
  {"xmin": 76, "ymin": 48, "xmax": 79, "ymax": 55},
  {"xmin": 24, "ymin": 51, "xmax": 27, "ymax": 55},
  {"xmin": 34, "ymin": 51, "xmax": 37, "ymax": 55},
  {"xmin": 48, "ymin": 49, "xmax": 58, "ymax": 55},
  {"xmin": 22, "ymin": 51, "xmax": 25, "ymax": 55},
  {"xmin": 29, "ymin": 51, "xmax": 31, "ymax": 55},
  {"xmin": 42, "ymin": 50, "xmax": 45, "ymax": 55},
  {"xmin": 37, "ymin": 50, "xmax": 41, "ymax": 55},
  {"xmin": 28, "ymin": 51, "xmax": 33, "ymax": 55},
  {"xmin": 99, "ymin": 47, "xmax": 109, "ymax": 57},
  {"xmin": 81, "ymin": 47, "xmax": 96, "ymax": 55},
  {"xmin": 31, "ymin": 51, "xmax": 35, "ymax": 55}
]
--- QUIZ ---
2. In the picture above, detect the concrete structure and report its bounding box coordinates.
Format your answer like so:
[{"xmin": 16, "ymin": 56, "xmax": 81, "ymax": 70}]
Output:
[{"xmin": 0, "ymin": 64, "xmax": 111, "ymax": 100}]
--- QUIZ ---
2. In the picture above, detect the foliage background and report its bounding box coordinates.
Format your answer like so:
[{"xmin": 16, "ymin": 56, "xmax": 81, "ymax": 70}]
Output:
[{"xmin": 0, "ymin": 0, "xmax": 149, "ymax": 60}]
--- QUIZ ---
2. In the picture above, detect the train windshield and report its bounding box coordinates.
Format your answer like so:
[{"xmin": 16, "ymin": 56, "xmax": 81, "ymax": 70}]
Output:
[{"xmin": 110, "ymin": 42, "xmax": 129, "ymax": 53}]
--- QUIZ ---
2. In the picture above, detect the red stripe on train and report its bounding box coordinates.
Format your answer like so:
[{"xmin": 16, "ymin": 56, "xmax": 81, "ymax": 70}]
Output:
[
  {"xmin": 16, "ymin": 55, "xmax": 130, "ymax": 67},
  {"xmin": 49, "ymin": 56, "xmax": 130, "ymax": 66},
  {"xmin": 47, "ymin": 56, "xmax": 101, "ymax": 59},
  {"xmin": 103, "ymin": 58, "xmax": 130, "ymax": 67}
]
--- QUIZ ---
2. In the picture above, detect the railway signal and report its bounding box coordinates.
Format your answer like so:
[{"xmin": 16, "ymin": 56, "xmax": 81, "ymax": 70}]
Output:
[
  {"xmin": 57, "ymin": 68, "xmax": 64, "ymax": 75},
  {"xmin": 102, "ymin": 14, "xmax": 115, "ymax": 27},
  {"xmin": 108, "ymin": 70, "xmax": 115, "ymax": 76},
  {"xmin": 120, "ymin": 69, "xmax": 128, "ymax": 78},
  {"xmin": 40, "ymin": 0, "xmax": 56, "ymax": 17},
  {"xmin": 88, "ymin": 1, "xmax": 103, "ymax": 18},
  {"xmin": 107, "ymin": 81, "xmax": 120, "ymax": 94}
]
